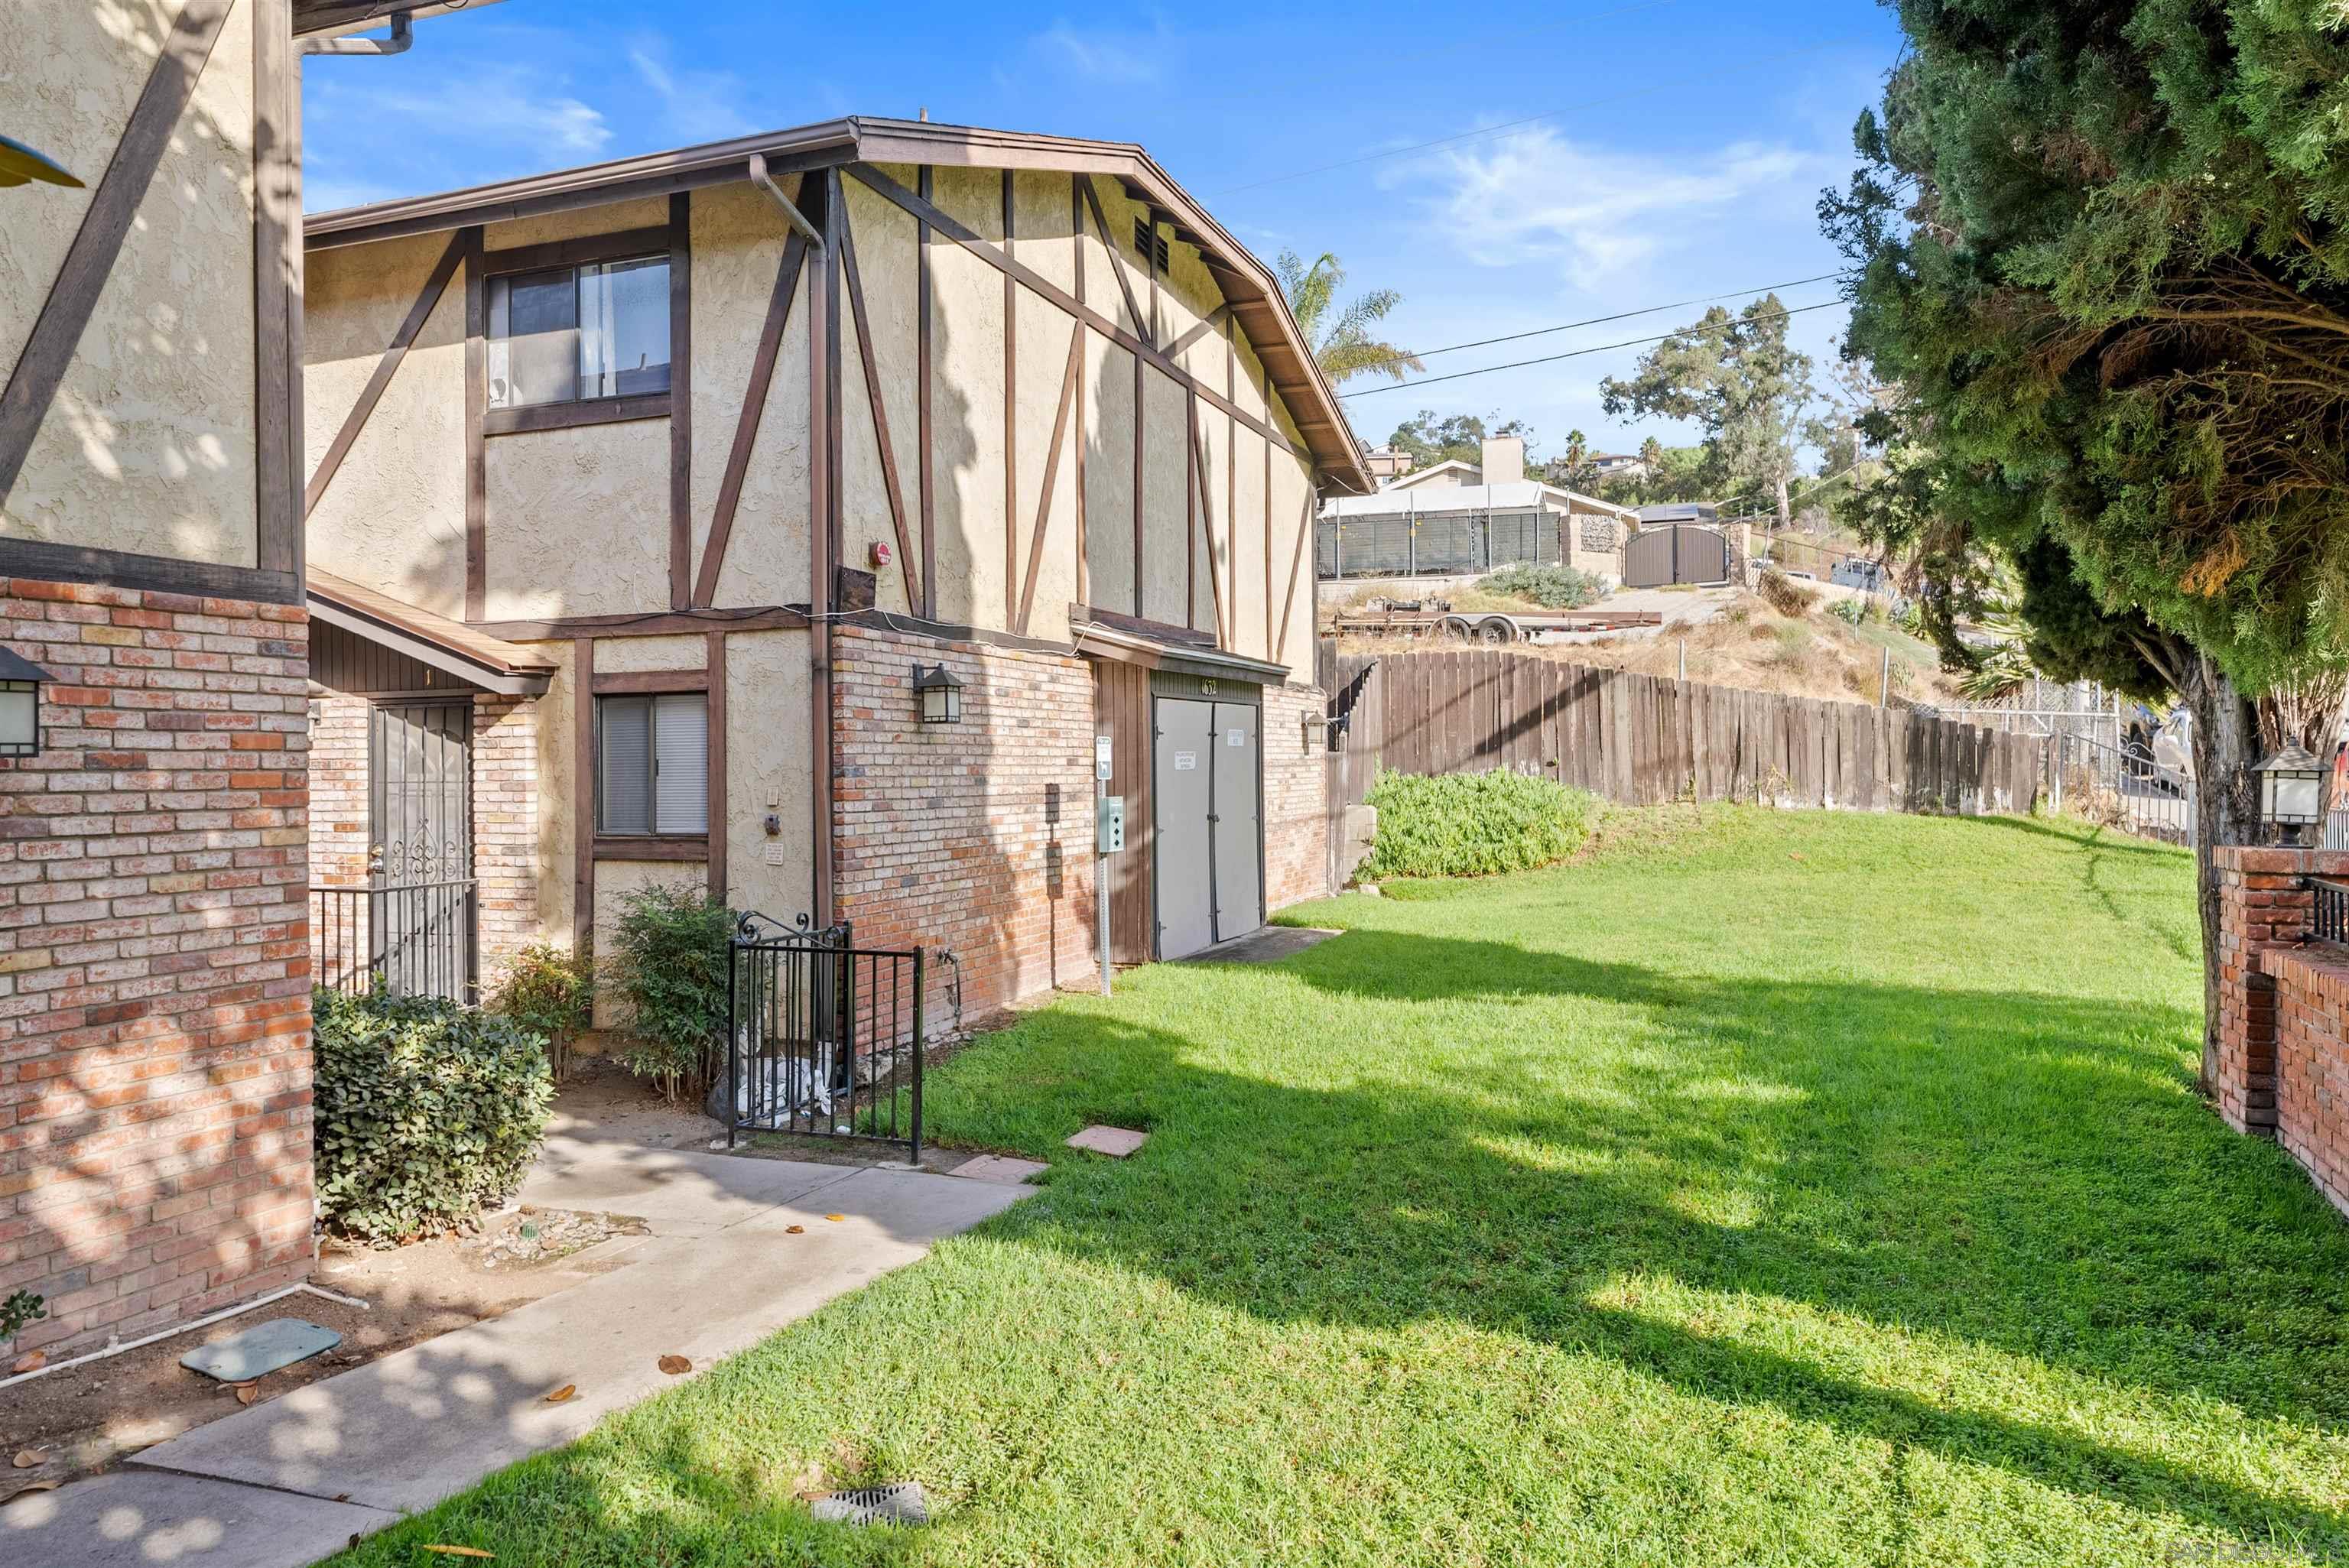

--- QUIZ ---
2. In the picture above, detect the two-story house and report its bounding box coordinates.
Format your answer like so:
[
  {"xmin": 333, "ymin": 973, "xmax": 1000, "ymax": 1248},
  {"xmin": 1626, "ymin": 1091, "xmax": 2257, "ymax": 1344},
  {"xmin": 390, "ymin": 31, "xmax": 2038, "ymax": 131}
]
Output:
[{"xmin": 296, "ymin": 117, "xmax": 1373, "ymax": 1026}]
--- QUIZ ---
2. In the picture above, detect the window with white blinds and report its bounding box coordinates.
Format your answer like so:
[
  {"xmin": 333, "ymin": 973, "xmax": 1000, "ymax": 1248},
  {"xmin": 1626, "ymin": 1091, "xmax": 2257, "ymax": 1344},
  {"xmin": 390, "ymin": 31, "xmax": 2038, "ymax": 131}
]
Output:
[{"xmin": 596, "ymin": 693, "xmax": 708, "ymax": 836}]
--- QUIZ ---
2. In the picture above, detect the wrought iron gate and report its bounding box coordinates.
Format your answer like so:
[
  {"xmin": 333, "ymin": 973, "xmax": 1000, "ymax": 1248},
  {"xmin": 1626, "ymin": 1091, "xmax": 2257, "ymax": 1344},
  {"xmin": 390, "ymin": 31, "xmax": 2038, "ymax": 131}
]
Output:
[
  {"xmin": 726, "ymin": 914, "xmax": 924, "ymax": 1157},
  {"xmin": 310, "ymin": 699, "xmax": 476, "ymax": 1002}
]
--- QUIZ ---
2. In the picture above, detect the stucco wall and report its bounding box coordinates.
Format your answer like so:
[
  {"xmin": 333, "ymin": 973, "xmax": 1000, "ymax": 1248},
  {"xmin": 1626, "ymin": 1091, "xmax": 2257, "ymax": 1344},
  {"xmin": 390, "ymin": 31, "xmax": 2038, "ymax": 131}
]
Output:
[
  {"xmin": 839, "ymin": 176, "xmax": 919, "ymax": 616},
  {"xmin": 304, "ymin": 234, "xmax": 469, "ymax": 615},
  {"xmin": 725, "ymin": 628, "xmax": 817, "ymax": 923},
  {"xmin": 482, "ymin": 419, "xmax": 671, "ymax": 621},
  {"xmin": 2, "ymin": 0, "xmax": 260, "ymax": 566}
]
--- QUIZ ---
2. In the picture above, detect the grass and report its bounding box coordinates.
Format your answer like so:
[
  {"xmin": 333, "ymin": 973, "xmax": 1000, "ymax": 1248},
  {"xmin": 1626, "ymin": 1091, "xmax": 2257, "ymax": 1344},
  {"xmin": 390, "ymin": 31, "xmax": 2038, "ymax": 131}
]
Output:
[{"xmin": 321, "ymin": 809, "xmax": 2349, "ymax": 1566}]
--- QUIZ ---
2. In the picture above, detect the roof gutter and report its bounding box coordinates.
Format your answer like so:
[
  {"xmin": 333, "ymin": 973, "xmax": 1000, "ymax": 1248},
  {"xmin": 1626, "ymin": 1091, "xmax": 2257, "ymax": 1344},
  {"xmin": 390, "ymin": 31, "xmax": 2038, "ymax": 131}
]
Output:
[{"xmin": 298, "ymin": 11, "xmax": 411, "ymax": 54}]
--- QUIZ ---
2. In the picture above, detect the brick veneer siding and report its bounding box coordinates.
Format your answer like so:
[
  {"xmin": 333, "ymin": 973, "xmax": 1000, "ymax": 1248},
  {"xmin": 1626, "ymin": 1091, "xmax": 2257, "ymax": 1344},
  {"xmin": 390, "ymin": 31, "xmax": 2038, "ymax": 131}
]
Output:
[
  {"xmin": 473, "ymin": 693, "xmax": 540, "ymax": 997},
  {"xmin": 1262, "ymin": 683, "xmax": 1330, "ymax": 913},
  {"xmin": 2263, "ymin": 945, "xmax": 2349, "ymax": 1218},
  {"xmin": 2211, "ymin": 846, "xmax": 2349, "ymax": 1219},
  {"xmin": 0, "ymin": 583, "xmax": 314, "ymax": 1355},
  {"xmin": 830, "ymin": 622, "xmax": 1097, "ymax": 1027}
]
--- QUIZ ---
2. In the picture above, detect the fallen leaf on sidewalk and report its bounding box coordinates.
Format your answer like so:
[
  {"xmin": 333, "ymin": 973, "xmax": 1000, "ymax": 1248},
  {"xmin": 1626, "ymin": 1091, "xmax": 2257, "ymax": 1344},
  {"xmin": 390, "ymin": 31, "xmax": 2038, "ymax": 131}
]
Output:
[
  {"xmin": 11, "ymin": 1449, "xmax": 45, "ymax": 1469},
  {"xmin": 421, "ymin": 1548, "xmax": 495, "ymax": 1560},
  {"xmin": 3, "ymin": 1479, "xmax": 58, "ymax": 1504},
  {"xmin": 236, "ymin": 1385, "xmax": 259, "ymax": 1406},
  {"xmin": 658, "ymin": 1355, "xmax": 691, "ymax": 1375},
  {"xmin": 544, "ymin": 1384, "xmax": 576, "ymax": 1404},
  {"xmin": 784, "ymin": 1225, "xmax": 804, "ymax": 1235},
  {"xmin": 824, "ymin": 1214, "xmax": 846, "ymax": 1222},
  {"xmin": 9, "ymin": 1352, "xmax": 42, "ymax": 1374}
]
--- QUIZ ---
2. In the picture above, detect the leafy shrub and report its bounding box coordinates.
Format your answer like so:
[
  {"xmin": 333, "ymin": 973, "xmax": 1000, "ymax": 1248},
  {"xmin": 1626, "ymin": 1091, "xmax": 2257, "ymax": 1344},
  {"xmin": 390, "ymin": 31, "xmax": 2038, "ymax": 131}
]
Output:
[
  {"xmin": 1358, "ymin": 768, "xmax": 1597, "ymax": 881},
  {"xmin": 1478, "ymin": 563, "xmax": 1603, "ymax": 609},
  {"xmin": 2, "ymin": 1289, "xmax": 44, "ymax": 1346},
  {"xmin": 313, "ymin": 989, "xmax": 553, "ymax": 1245},
  {"xmin": 492, "ymin": 941, "xmax": 595, "ymax": 1081},
  {"xmin": 1827, "ymin": 596, "xmax": 1868, "ymax": 626},
  {"xmin": 1758, "ymin": 568, "xmax": 1818, "ymax": 617},
  {"xmin": 609, "ymin": 882, "xmax": 734, "ymax": 1100}
]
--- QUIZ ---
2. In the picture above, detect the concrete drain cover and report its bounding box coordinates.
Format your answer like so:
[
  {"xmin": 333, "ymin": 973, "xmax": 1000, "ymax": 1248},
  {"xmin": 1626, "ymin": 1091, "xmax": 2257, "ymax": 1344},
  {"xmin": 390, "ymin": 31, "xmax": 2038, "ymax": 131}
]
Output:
[
  {"xmin": 812, "ymin": 1482, "xmax": 931, "ymax": 1527},
  {"xmin": 180, "ymin": 1318, "xmax": 341, "ymax": 1382}
]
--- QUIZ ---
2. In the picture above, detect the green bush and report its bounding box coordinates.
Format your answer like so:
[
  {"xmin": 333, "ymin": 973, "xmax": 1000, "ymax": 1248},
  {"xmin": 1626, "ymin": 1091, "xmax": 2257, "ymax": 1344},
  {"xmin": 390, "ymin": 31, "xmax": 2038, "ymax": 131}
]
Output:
[
  {"xmin": 1358, "ymin": 768, "xmax": 1597, "ymax": 881},
  {"xmin": 491, "ymin": 940, "xmax": 595, "ymax": 1081},
  {"xmin": 609, "ymin": 882, "xmax": 734, "ymax": 1100},
  {"xmin": 313, "ymin": 989, "xmax": 554, "ymax": 1245},
  {"xmin": 1478, "ymin": 563, "xmax": 1603, "ymax": 609},
  {"xmin": 1827, "ymin": 596, "xmax": 1868, "ymax": 626}
]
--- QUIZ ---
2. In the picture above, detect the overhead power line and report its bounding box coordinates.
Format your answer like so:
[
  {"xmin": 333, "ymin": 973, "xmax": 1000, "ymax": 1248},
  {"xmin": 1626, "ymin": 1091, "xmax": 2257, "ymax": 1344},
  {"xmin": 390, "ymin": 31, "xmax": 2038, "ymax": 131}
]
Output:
[
  {"xmin": 1217, "ymin": 37, "xmax": 1861, "ymax": 196},
  {"xmin": 1353, "ymin": 271, "xmax": 1854, "ymax": 375},
  {"xmin": 1337, "ymin": 300, "xmax": 1848, "ymax": 398}
]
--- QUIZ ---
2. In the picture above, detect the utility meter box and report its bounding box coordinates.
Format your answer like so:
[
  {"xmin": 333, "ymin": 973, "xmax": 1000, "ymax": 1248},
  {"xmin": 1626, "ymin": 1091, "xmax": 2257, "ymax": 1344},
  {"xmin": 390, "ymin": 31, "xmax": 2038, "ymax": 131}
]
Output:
[{"xmin": 1097, "ymin": 795, "xmax": 1126, "ymax": 854}]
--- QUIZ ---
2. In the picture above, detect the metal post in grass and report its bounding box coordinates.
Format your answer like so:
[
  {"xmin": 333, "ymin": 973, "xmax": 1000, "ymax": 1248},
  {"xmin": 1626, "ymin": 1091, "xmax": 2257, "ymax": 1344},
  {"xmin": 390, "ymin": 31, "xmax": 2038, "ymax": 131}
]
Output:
[
  {"xmin": 910, "ymin": 946, "xmax": 924, "ymax": 1164},
  {"xmin": 1880, "ymin": 646, "xmax": 1890, "ymax": 708}
]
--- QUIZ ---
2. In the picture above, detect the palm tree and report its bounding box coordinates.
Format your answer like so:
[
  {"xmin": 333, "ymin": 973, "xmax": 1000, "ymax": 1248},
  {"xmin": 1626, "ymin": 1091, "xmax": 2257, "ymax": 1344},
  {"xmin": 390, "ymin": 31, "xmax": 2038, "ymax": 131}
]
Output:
[{"xmin": 1275, "ymin": 250, "xmax": 1423, "ymax": 385}]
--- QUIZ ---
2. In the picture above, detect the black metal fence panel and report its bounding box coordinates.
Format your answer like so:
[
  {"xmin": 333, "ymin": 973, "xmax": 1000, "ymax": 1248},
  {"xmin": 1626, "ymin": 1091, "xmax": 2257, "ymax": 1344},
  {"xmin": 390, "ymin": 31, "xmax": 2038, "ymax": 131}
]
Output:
[
  {"xmin": 310, "ymin": 878, "xmax": 477, "ymax": 1003},
  {"xmin": 726, "ymin": 914, "xmax": 924, "ymax": 1159}
]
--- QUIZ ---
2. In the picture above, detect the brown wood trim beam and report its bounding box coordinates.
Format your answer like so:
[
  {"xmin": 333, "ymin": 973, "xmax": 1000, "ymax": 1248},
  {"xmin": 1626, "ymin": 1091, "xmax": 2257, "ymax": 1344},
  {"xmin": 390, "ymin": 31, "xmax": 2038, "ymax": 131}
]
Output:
[
  {"xmin": 851, "ymin": 164, "xmax": 1308, "ymax": 461},
  {"xmin": 707, "ymin": 630, "xmax": 729, "ymax": 900},
  {"xmin": 573, "ymin": 645, "xmax": 594, "ymax": 951},
  {"xmin": 1078, "ymin": 174, "xmax": 1149, "ymax": 346},
  {"xmin": 1166, "ymin": 304, "xmax": 1228, "ymax": 363},
  {"xmin": 593, "ymin": 836, "xmax": 709, "ymax": 862},
  {"xmin": 1015, "ymin": 326, "xmax": 1084, "ymax": 636},
  {"xmin": 0, "ymin": 0, "xmax": 233, "ymax": 502},
  {"xmin": 472, "ymin": 604, "xmax": 810, "ymax": 641},
  {"xmin": 254, "ymin": 0, "xmax": 301, "ymax": 580},
  {"xmin": 0, "ymin": 541, "xmax": 298, "ymax": 605},
  {"xmin": 1071, "ymin": 173, "xmax": 1088, "ymax": 608},
  {"xmin": 1273, "ymin": 485, "xmax": 1314, "ymax": 667},
  {"xmin": 1184, "ymin": 390, "xmax": 1197, "ymax": 631},
  {"xmin": 589, "ymin": 668, "xmax": 710, "ymax": 695},
  {"xmin": 837, "ymin": 196, "xmax": 921, "ymax": 612},
  {"xmin": 478, "ymin": 225, "xmax": 671, "ymax": 278},
  {"xmin": 1226, "ymin": 312, "xmax": 1239, "ymax": 653},
  {"xmin": 809, "ymin": 173, "xmax": 837, "ymax": 929},
  {"xmin": 918, "ymin": 165, "xmax": 937, "ymax": 620},
  {"xmin": 669, "ymin": 193, "xmax": 693, "ymax": 611},
  {"xmin": 1191, "ymin": 420, "xmax": 1228, "ymax": 649},
  {"xmin": 463, "ymin": 227, "xmax": 486, "ymax": 621},
  {"xmin": 1002, "ymin": 169, "xmax": 1018, "ymax": 631},
  {"xmin": 481, "ymin": 391, "xmax": 670, "ymax": 437},
  {"xmin": 306, "ymin": 234, "xmax": 464, "ymax": 517},
  {"xmin": 694, "ymin": 220, "xmax": 808, "ymax": 608}
]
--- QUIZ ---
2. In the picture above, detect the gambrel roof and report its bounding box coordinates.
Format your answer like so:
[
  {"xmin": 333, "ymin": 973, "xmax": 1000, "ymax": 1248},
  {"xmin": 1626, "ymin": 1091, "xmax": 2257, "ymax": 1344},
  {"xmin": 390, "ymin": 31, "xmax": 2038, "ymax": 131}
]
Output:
[{"xmin": 304, "ymin": 116, "xmax": 1374, "ymax": 493}]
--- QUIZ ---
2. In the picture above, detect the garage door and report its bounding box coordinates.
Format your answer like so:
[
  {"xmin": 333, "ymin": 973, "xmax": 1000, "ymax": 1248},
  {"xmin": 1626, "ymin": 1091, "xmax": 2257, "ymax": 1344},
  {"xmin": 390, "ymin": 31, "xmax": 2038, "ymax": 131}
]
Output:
[{"xmin": 1152, "ymin": 694, "xmax": 1263, "ymax": 959}]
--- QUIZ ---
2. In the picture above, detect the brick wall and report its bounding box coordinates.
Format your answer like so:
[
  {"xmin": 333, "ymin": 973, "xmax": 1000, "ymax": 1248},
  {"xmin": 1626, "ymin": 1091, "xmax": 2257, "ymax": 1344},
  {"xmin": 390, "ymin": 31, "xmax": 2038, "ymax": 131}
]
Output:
[
  {"xmin": 0, "ymin": 582, "xmax": 313, "ymax": 1355},
  {"xmin": 1262, "ymin": 682, "xmax": 1330, "ymax": 913},
  {"xmin": 2263, "ymin": 946, "xmax": 2349, "ymax": 1218},
  {"xmin": 473, "ymin": 693, "xmax": 540, "ymax": 997},
  {"xmin": 2211, "ymin": 845, "xmax": 2349, "ymax": 1221},
  {"xmin": 830, "ymin": 623, "xmax": 1097, "ymax": 1027}
]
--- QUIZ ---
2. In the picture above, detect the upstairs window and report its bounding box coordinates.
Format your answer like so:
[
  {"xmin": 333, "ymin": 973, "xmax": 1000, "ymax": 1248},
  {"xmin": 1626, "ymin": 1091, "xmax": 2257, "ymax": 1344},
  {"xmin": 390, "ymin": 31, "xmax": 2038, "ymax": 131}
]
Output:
[
  {"xmin": 487, "ymin": 256, "xmax": 671, "ymax": 409},
  {"xmin": 596, "ymin": 693, "xmax": 707, "ymax": 837}
]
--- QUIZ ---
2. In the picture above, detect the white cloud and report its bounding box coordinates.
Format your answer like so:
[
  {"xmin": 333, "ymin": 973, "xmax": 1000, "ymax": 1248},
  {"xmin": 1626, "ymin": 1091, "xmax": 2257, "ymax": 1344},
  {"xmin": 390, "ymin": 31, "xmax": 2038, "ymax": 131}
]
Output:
[
  {"xmin": 1028, "ymin": 19, "xmax": 1174, "ymax": 86},
  {"xmin": 1394, "ymin": 126, "xmax": 1818, "ymax": 289},
  {"xmin": 306, "ymin": 62, "xmax": 609, "ymax": 172},
  {"xmin": 629, "ymin": 44, "xmax": 758, "ymax": 144}
]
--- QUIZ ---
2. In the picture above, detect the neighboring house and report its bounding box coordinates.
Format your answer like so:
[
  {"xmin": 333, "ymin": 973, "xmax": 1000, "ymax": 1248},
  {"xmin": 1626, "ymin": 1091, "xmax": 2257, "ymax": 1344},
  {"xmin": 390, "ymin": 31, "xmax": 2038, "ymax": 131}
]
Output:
[
  {"xmin": 0, "ymin": 0, "xmax": 409, "ymax": 1359},
  {"xmin": 1316, "ymin": 436, "xmax": 1638, "ymax": 587},
  {"xmin": 1586, "ymin": 452, "xmax": 1647, "ymax": 484},
  {"xmin": 1362, "ymin": 443, "xmax": 1415, "ymax": 482},
  {"xmin": 296, "ymin": 116, "xmax": 1373, "ymax": 1028}
]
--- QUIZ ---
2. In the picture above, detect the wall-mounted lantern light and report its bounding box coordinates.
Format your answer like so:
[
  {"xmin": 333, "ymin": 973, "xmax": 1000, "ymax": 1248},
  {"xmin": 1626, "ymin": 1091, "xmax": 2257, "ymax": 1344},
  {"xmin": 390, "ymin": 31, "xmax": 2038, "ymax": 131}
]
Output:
[
  {"xmin": 912, "ymin": 662, "xmax": 963, "ymax": 725},
  {"xmin": 0, "ymin": 647, "xmax": 53, "ymax": 759},
  {"xmin": 2256, "ymin": 742, "xmax": 2327, "ymax": 845}
]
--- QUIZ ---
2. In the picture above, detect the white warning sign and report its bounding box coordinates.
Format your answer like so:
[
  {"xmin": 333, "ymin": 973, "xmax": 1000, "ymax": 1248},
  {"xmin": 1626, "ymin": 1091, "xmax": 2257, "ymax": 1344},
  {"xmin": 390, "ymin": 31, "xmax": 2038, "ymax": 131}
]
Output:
[
  {"xmin": 1226, "ymin": 729, "xmax": 1246, "ymax": 747},
  {"xmin": 1174, "ymin": 752, "xmax": 1198, "ymax": 771}
]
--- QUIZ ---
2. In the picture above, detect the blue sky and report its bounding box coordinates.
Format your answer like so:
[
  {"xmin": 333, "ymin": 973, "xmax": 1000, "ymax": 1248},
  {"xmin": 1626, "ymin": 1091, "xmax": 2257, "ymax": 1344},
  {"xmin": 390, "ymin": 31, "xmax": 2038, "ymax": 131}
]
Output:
[{"xmin": 301, "ymin": 0, "xmax": 1903, "ymax": 466}]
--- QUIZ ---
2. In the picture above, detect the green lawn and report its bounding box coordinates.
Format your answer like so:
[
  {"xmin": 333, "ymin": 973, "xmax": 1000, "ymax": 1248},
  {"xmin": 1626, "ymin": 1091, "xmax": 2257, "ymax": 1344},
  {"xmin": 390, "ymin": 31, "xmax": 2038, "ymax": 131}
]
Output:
[{"xmin": 326, "ymin": 808, "xmax": 2349, "ymax": 1566}]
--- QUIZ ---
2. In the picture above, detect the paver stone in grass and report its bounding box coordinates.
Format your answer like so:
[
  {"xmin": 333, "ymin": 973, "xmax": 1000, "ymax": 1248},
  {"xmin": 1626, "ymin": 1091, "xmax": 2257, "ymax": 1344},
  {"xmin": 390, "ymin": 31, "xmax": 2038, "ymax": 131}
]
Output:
[{"xmin": 1066, "ymin": 1125, "xmax": 1148, "ymax": 1157}]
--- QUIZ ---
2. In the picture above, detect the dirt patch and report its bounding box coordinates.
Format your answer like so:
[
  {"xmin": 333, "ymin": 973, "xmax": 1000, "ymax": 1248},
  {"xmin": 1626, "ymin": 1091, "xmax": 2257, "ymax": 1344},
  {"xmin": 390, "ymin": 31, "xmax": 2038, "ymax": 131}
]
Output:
[{"xmin": 0, "ymin": 1208, "xmax": 651, "ymax": 1495}]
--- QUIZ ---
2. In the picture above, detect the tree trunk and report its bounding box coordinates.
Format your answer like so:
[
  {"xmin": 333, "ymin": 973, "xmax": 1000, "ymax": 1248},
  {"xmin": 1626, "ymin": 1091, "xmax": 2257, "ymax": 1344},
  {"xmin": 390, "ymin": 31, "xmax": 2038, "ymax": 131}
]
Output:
[
  {"xmin": 2182, "ymin": 654, "xmax": 2260, "ymax": 1095},
  {"xmin": 1774, "ymin": 475, "xmax": 1792, "ymax": 533}
]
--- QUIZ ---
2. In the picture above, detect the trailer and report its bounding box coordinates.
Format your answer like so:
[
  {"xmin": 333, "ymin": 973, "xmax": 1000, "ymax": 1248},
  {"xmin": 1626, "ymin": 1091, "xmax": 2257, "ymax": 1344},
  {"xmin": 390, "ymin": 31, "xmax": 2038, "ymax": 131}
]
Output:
[{"xmin": 1328, "ymin": 599, "xmax": 1665, "ymax": 643}]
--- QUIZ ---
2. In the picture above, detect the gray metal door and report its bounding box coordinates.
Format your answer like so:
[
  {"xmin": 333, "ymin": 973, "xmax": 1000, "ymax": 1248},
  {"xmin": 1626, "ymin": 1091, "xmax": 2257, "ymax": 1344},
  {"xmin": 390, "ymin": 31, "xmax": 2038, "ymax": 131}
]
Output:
[
  {"xmin": 1152, "ymin": 698, "xmax": 1216, "ymax": 959},
  {"xmin": 1210, "ymin": 701, "xmax": 1261, "ymax": 943},
  {"xmin": 369, "ymin": 699, "xmax": 476, "ymax": 1002}
]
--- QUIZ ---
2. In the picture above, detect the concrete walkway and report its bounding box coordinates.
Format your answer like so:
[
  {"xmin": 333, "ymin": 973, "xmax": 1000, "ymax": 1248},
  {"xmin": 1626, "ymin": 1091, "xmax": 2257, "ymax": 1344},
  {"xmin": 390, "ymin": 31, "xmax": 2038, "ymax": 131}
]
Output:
[{"xmin": 4, "ymin": 1138, "xmax": 1030, "ymax": 1567}]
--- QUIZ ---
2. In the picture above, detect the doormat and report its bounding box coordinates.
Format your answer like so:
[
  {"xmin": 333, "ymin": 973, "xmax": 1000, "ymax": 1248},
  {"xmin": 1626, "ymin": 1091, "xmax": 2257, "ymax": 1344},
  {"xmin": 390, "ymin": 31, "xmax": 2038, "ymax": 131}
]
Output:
[{"xmin": 180, "ymin": 1319, "xmax": 343, "ymax": 1383}]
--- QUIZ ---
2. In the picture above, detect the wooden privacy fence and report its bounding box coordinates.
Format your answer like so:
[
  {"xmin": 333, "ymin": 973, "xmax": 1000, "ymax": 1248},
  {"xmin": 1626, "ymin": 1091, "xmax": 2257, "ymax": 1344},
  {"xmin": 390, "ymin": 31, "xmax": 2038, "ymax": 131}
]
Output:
[{"xmin": 1339, "ymin": 649, "xmax": 2049, "ymax": 816}]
